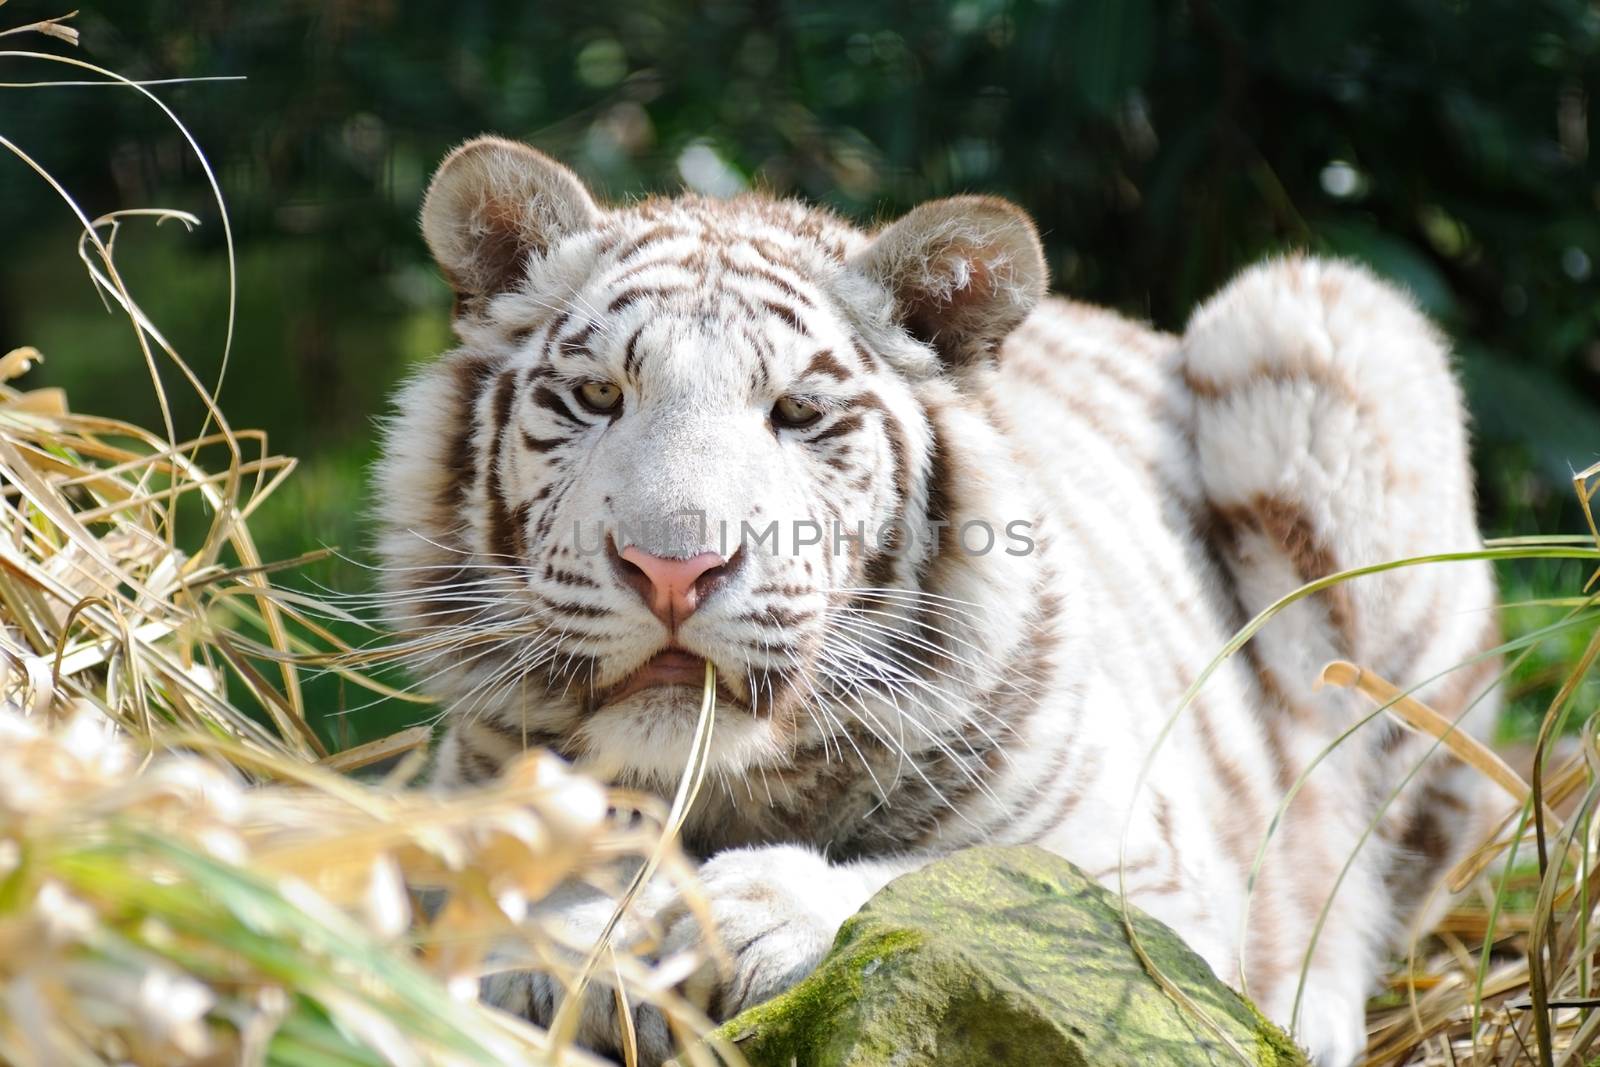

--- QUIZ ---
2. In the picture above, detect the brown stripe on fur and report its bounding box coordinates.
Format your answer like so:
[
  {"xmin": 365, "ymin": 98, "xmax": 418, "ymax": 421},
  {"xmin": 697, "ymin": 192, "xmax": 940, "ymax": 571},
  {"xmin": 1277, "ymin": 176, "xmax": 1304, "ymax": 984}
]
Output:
[
  {"xmin": 1179, "ymin": 664, "xmax": 1269, "ymax": 872},
  {"xmin": 1002, "ymin": 729, "xmax": 1082, "ymax": 839},
  {"xmin": 1155, "ymin": 793, "xmax": 1176, "ymax": 851},
  {"xmin": 1381, "ymin": 778, "xmax": 1470, "ymax": 916},
  {"xmin": 900, "ymin": 567, "xmax": 1059, "ymax": 845},
  {"xmin": 968, "ymin": 583, "xmax": 1075, "ymax": 841},
  {"xmin": 850, "ymin": 392, "xmax": 910, "ymax": 506},
  {"xmin": 1022, "ymin": 333, "xmax": 1164, "ymax": 406},
  {"xmin": 1175, "ymin": 493, "xmax": 1250, "ymax": 638},
  {"xmin": 1039, "ymin": 746, "xmax": 1102, "ymax": 839},
  {"xmin": 1240, "ymin": 642, "xmax": 1310, "ymax": 794},
  {"xmin": 1397, "ymin": 806, "xmax": 1450, "ymax": 866},
  {"xmin": 805, "ymin": 413, "xmax": 863, "ymax": 446},
  {"xmin": 849, "ymin": 339, "xmax": 882, "ymax": 373},
  {"xmin": 739, "ymin": 234, "xmax": 799, "ymax": 265},
  {"xmin": 604, "ymin": 254, "xmax": 693, "ymax": 290},
  {"xmin": 1010, "ymin": 358, "xmax": 1153, "ymax": 472},
  {"xmin": 1212, "ymin": 493, "xmax": 1357, "ymax": 652},
  {"xmin": 803, "ymin": 349, "xmax": 852, "ymax": 381},
  {"xmin": 898, "ymin": 405, "xmax": 964, "ymax": 678},
  {"xmin": 1183, "ymin": 353, "xmax": 1364, "ymax": 407},
  {"xmin": 717, "ymin": 252, "xmax": 818, "ymax": 310},
  {"xmin": 750, "ymin": 348, "xmax": 771, "ymax": 394},
  {"xmin": 609, "ymin": 224, "xmax": 686, "ymax": 264},
  {"xmin": 761, "ymin": 299, "xmax": 809, "ymax": 335}
]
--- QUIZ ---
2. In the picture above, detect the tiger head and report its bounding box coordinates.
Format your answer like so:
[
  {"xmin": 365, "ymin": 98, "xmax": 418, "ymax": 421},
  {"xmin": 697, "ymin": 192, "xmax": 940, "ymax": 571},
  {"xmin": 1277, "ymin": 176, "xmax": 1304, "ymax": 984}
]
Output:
[{"xmin": 375, "ymin": 136, "xmax": 1047, "ymax": 788}]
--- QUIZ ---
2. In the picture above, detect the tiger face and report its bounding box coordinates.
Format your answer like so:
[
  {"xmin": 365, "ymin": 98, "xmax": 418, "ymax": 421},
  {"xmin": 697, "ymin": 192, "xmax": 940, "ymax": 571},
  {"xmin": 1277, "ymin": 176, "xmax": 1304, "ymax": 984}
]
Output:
[{"xmin": 375, "ymin": 137, "xmax": 1045, "ymax": 787}]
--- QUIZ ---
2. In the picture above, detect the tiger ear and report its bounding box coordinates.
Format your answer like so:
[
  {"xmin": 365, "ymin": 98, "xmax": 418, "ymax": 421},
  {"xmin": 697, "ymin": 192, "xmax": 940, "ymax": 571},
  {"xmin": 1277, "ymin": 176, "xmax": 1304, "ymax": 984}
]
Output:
[
  {"xmin": 421, "ymin": 135, "xmax": 601, "ymax": 311},
  {"xmin": 855, "ymin": 196, "xmax": 1047, "ymax": 367}
]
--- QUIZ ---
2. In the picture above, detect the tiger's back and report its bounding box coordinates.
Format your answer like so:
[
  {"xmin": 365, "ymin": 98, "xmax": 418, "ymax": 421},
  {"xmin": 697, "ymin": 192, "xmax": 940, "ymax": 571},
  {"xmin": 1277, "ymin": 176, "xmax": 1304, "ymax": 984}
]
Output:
[{"xmin": 993, "ymin": 274, "xmax": 1499, "ymax": 1058}]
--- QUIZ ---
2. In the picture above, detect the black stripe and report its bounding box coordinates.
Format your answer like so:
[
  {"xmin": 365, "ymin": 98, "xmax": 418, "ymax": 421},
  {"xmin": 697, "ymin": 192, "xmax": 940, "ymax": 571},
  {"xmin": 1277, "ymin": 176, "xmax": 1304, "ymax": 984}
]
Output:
[
  {"xmin": 536, "ymin": 595, "xmax": 611, "ymax": 619},
  {"xmin": 531, "ymin": 386, "xmax": 587, "ymax": 427},
  {"xmin": 554, "ymin": 319, "xmax": 599, "ymax": 356},
  {"xmin": 608, "ymin": 284, "xmax": 689, "ymax": 314},
  {"xmin": 534, "ymin": 476, "xmax": 571, "ymax": 542},
  {"xmin": 917, "ymin": 412, "xmax": 956, "ymax": 582},
  {"xmin": 623, "ymin": 323, "xmax": 647, "ymax": 378},
  {"xmin": 521, "ymin": 430, "xmax": 568, "ymax": 453},
  {"xmin": 458, "ymin": 740, "xmax": 503, "ymax": 782},
  {"xmin": 806, "ymin": 413, "xmax": 863, "ymax": 445},
  {"xmin": 485, "ymin": 370, "xmax": 525, "ymax": 562},
  {"xmin": 853, "ymin": 390, "xmax": 912, "ymax": 590},
  {"xmin": 442, "ymin": 355, "xmax": 501, "ymax": 519},
  {"xmin": 544, "ymin": 565, "xmax": 600, "ymax": 588}
]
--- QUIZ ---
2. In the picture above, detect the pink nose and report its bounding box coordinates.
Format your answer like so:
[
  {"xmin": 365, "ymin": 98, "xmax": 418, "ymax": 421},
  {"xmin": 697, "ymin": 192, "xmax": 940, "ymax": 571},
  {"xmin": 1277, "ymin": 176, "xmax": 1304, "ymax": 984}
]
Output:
[{"xmin": 616, "ymin": 545, "xmax": 730, "ymax": 629}]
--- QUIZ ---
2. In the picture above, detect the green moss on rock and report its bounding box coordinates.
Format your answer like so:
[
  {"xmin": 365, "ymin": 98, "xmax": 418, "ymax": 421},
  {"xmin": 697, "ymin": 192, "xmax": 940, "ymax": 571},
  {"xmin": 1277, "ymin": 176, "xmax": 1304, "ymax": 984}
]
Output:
[{"xmin": 711, "ymin": 846, "xmax": 1305, "ymax": 1067}]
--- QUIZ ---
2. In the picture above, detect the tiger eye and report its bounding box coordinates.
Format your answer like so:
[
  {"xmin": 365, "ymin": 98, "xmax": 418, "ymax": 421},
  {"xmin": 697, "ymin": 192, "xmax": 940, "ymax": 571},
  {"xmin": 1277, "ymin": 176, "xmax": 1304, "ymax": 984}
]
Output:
[
  {"xmin": 576, "ymin": 380, "xmax": 623, "ymax": 414},
  {"xmin": 772, "ymin": 396, "xmax": 823, "ymax": 429}
]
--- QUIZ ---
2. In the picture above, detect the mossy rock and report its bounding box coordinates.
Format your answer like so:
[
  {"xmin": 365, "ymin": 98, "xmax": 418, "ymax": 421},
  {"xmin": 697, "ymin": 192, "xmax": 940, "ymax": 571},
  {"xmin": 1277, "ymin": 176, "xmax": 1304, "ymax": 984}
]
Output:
[{"xmin": 710, "ymin": 845, "xmax": 1305, "ymax": 1067}]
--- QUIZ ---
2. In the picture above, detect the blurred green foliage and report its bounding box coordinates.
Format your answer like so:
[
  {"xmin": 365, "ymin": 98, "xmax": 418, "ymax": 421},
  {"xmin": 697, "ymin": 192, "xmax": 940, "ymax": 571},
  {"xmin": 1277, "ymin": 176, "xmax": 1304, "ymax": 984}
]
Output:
[{"xmin": 1, "ymin": 0, "xmax": 1597, "ymax": 742}]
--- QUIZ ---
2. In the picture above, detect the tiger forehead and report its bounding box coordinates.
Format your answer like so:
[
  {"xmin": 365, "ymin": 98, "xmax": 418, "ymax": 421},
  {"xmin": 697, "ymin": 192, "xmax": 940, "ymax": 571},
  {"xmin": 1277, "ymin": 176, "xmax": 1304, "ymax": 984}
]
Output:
[
  {"xmin": 496, "ymin": 195, "xmax": 878, "ymax": 393},
  {"xmin": 577, "ymin": 306, "xmax": 862, "ymax": 402},
  {"xmin": 598, "ymin": 193, "xmax": 861, "ymax": 264},
  {"xmin": 579, "ymin": 199, "xmax": 851, "ymax": 305}
]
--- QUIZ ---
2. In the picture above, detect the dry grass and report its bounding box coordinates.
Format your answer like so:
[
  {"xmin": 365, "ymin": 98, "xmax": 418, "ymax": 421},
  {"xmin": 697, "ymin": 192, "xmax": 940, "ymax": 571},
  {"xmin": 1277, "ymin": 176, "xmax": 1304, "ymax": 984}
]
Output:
[
  {"xmin": 1, "ymin": 708, "xmax": 621, "ymax": 1065},
  {"xmin": 1359, "ymin": 466, "xmax": 1600, "ymax": 1067}
]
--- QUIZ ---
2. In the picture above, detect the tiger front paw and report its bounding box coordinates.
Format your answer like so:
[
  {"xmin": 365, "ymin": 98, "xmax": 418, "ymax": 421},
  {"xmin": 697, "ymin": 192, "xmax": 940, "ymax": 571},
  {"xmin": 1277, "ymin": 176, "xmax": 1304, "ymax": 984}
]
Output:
[{"xmin": 658, "ymin": 844, "xmax": 857, "ymax": 1022}]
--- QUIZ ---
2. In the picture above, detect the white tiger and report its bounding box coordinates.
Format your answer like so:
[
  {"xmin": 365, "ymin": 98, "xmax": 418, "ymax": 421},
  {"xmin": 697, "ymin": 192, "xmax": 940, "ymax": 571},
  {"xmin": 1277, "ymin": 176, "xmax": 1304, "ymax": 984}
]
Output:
[{"xmin": 373, "ymin": 136, "xmax": 1502, "ymax": 1066}]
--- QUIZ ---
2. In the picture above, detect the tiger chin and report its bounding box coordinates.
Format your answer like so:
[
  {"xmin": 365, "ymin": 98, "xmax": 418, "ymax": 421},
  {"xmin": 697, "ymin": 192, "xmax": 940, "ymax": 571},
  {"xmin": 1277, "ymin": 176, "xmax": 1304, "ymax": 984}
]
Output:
[{"xmin": 374, "ymin": 135, "xmax": 1501, "ymax": 1067}]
